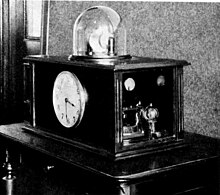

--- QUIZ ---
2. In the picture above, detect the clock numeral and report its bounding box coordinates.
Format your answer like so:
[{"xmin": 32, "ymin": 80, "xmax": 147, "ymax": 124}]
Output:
[
  {"xmin": 57, "ymin": 84, "xmax": 61, "ymax": 90},
  {"xmin": 61, "ymin": 78, "xmax": 64, "ymax": 86},
  {"xmin": 77, "ymin": 88, "xmax": 80, "ymax": 95}
]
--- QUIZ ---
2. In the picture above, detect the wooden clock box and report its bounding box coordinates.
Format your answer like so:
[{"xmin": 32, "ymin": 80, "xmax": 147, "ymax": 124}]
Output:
[
  {"xmin": 23, "ymin": 55, "xmax": 189, "ymax": 160},
  {"xmin": 23, "ymin": 6, "xmax": 190, "ymax": 161}
]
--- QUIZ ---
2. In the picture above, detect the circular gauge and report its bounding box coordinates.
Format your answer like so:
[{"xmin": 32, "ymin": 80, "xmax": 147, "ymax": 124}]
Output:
[
  {"xmin": 157, "ymin": 75, "xmax": 165, "ymax": 86},
  {"xmin": 124, "ymin": 78, "xmax": 135, "ymax": 91}
]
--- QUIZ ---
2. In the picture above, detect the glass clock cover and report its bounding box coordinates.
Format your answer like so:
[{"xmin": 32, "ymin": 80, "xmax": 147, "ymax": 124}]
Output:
[{"xmin": 72, "ymin": 6, "xmax": 127, "ymax": 58}]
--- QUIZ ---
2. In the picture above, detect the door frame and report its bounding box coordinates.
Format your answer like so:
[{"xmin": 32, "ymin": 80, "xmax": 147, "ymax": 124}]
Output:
[
  {"xmin": 0, "ymin": 0, "xmax": 49, "ymax": 123},
  {"xmin": 0, "ymin": 0, "xmax": 25, "ymax": 123}
]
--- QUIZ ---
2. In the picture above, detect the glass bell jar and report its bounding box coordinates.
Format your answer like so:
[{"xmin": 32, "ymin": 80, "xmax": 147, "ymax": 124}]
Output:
[{"xmin": 69, "ymin": 6, "xmax": 130, "ymax": 61}]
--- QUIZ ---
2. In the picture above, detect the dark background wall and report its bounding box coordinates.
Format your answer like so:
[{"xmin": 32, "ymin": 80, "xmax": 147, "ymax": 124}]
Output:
[{"xmin": 47, "ymin": 1, "xmax": 220, "ymax": 138}]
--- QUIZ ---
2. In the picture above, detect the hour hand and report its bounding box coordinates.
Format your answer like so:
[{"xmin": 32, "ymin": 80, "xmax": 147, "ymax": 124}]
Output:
[{"xmin": 65, "ymin": 98, "xmax": 75, "ymax": 107}]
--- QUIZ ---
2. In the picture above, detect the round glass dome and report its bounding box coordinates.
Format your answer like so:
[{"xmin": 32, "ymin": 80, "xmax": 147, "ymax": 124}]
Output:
[{"xmin": 71, "ymin": 6, "xmax": 128, "ymax": 59}]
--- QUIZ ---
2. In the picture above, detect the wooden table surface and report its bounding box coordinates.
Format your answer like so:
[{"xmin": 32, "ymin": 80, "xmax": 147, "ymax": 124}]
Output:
[{"xmin": 0, "ymin": 123, "xmax": 218, "ymax": 180}]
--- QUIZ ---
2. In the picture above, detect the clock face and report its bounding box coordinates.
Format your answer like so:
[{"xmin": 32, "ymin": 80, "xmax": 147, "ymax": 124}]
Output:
[{"xmin": 52, "ymin": 71, "xmax": 87, "ymax": 128}]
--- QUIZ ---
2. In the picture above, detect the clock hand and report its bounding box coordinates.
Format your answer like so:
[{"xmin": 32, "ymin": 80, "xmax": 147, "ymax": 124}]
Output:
[
  {"xmin": 65, "ymin": 98, "xmax": 71, "ymax": 125},
  {"xmin": 65, "ymin": 98, "xmax": 75, "ymax": 107},
  {"xmin": 65, "ymin": 98, "xmax": 68, "ymax": 120}
]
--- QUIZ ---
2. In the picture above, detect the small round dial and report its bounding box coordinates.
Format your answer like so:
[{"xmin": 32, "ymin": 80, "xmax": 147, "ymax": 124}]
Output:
[
  {"xmin": 124, "ymin": 78, "xmax": 135, "ymax": 91},
  {"xmin": 52, "ymin": 71, "xmax": 87, "ymax": 128}
]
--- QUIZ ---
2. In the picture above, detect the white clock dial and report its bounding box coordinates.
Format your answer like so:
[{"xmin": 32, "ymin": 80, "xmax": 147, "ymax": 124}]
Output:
[
  {"xmin": 124, "ymin": 78, "xmax": 135, "ymax": 91},
  {"xmin": 52, "ymin": 71, "xmax": 87, "ymax": 128}
]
